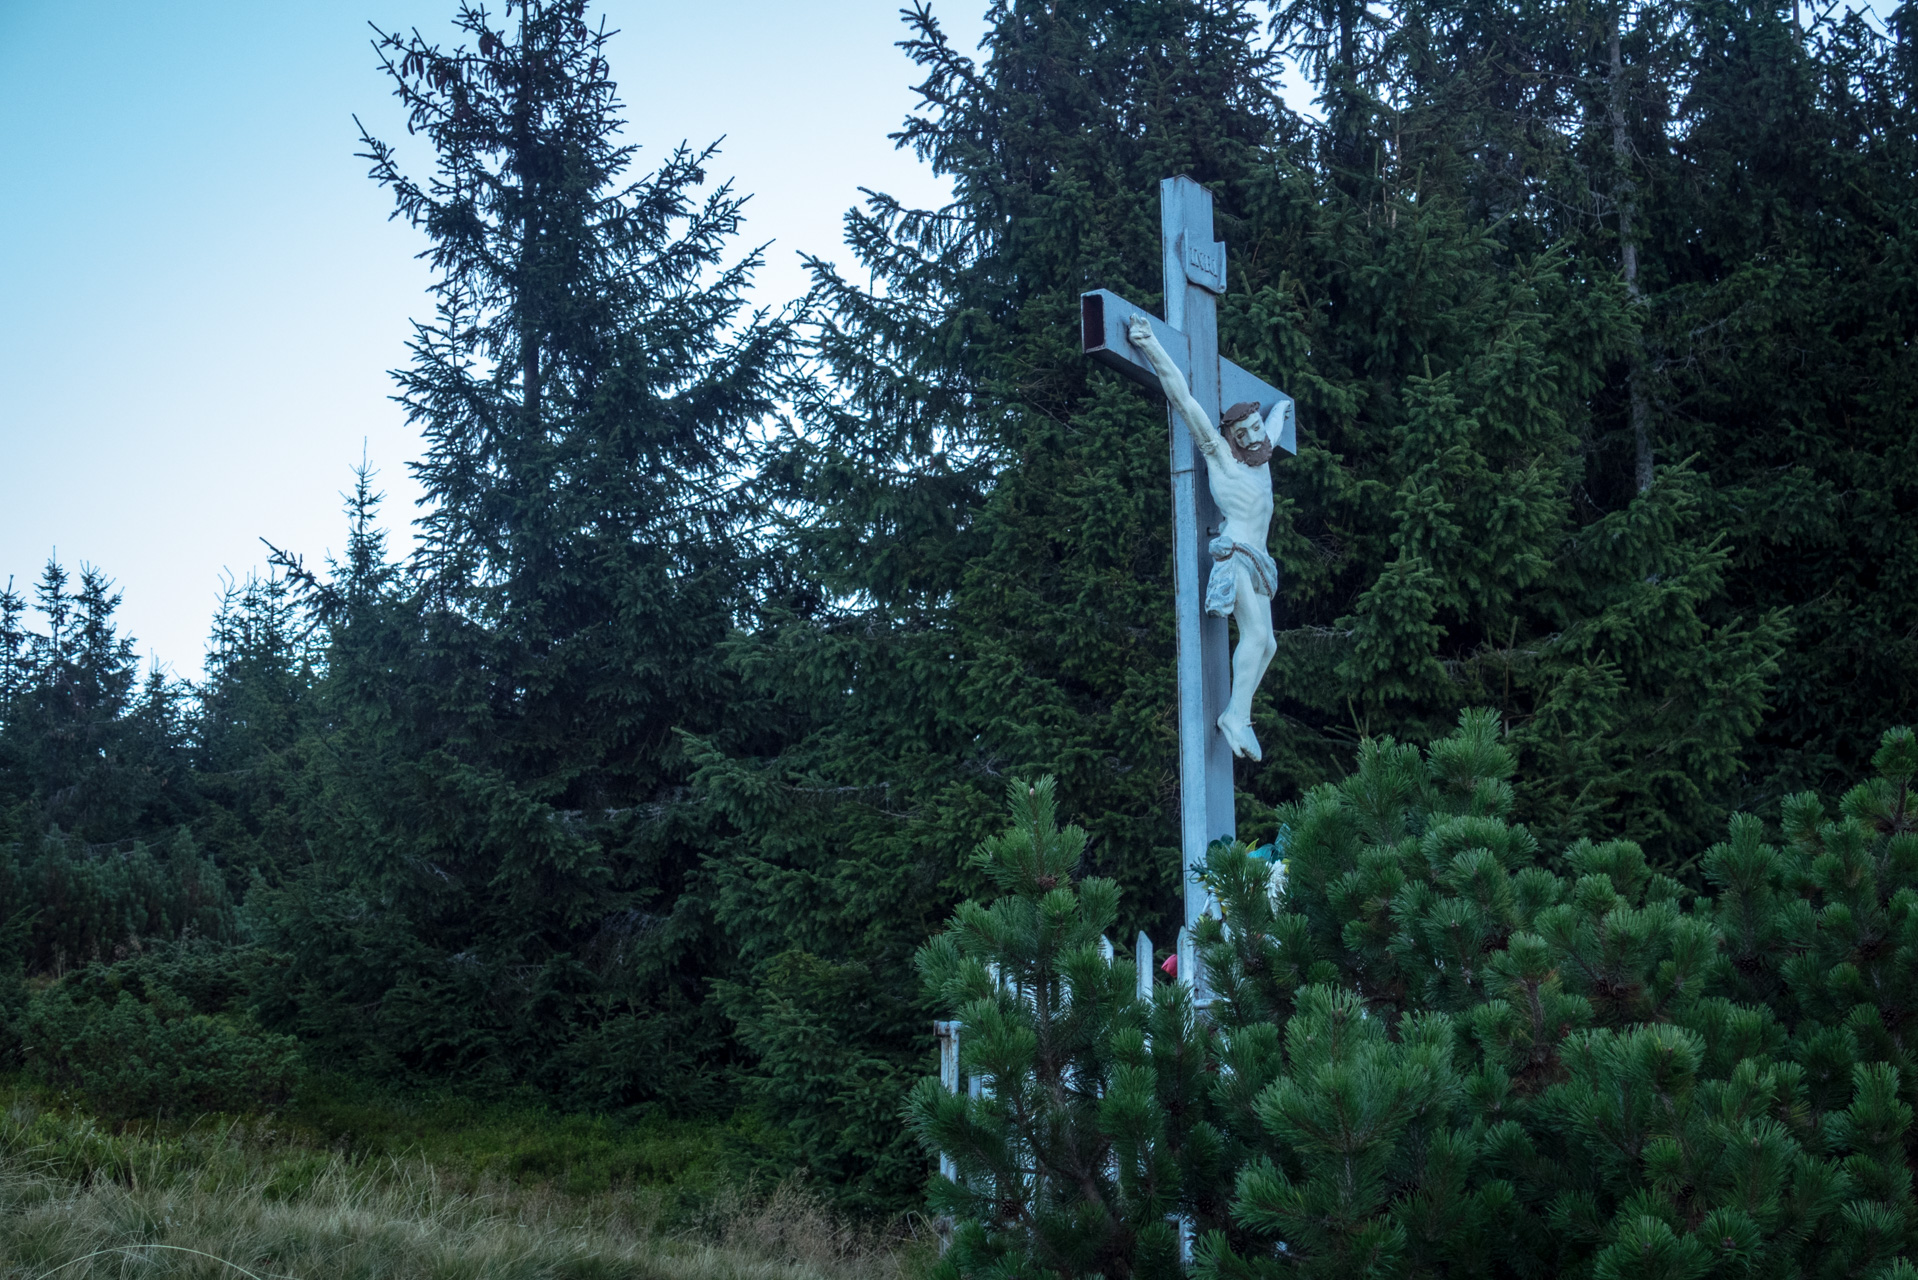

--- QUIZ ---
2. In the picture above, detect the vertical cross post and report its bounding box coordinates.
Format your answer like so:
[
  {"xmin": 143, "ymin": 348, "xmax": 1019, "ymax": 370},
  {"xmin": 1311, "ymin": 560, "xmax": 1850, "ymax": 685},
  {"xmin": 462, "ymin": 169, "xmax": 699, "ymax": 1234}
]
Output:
[
  {"xmin": 1080, "ymin": 178, "xmax": 1295, "ymax": 995},
  {"xmin": 1160, "ymin": 177, "xmax": 1236, "ymax": 946}
]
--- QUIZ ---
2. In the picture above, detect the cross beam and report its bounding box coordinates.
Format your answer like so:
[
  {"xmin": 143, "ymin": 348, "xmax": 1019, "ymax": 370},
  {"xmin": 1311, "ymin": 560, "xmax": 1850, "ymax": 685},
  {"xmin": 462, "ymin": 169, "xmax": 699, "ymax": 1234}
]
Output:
[
  {"xmin": 1080, "ymin": 291, "xmax": 1296, "ymax": 455},
  {"xmin": 1079, "ymin": 176, "xmax": 1296, "ymax": 960}
]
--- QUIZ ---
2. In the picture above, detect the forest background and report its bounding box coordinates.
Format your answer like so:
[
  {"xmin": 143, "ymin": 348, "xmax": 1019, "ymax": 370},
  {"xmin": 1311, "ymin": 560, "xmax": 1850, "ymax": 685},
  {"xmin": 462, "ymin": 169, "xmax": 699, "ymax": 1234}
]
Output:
[{"xmin": 1, "ymin": 0, "xmax": 1913, "ymax": 1227}]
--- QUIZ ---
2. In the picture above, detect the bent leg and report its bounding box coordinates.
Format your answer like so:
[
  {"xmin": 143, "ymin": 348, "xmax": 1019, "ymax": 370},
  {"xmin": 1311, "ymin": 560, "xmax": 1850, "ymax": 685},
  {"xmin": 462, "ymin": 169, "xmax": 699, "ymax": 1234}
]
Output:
[{"xmin": 1217, "ymin": 563, "xmax": 1277, "ymax": 761}]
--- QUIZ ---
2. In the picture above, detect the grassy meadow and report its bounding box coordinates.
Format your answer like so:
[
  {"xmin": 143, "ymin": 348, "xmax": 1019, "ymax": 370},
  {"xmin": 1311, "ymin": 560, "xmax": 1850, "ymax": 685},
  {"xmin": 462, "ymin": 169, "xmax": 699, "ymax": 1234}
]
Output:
[{"xmin": 0, "ymin": 1076, "xmax": 932, "ymax": 1280}]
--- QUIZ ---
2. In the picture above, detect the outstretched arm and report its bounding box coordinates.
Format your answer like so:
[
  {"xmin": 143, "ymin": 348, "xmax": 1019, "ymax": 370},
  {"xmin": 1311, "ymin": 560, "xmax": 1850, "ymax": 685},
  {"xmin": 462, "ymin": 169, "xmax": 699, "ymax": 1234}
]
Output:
[{"xmin": 1126, "ymin": 316, "xmax": 1222, "ymax": 456}]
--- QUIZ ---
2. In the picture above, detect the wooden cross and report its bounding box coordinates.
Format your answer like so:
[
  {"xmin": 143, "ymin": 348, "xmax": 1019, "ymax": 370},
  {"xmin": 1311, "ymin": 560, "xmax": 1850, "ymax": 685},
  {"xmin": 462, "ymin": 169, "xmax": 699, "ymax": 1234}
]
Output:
[{"xmin": 1080, "ymin": 176, "xmax": 1296, "ymax": 961}]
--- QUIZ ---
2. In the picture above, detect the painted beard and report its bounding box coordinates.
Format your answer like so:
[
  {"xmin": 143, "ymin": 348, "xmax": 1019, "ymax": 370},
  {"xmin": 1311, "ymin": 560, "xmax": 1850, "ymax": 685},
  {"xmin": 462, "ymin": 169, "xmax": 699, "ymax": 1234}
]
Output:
[{"xmin": 1224, "ymin": 427, "xmax": 1275, "ymax": 468}]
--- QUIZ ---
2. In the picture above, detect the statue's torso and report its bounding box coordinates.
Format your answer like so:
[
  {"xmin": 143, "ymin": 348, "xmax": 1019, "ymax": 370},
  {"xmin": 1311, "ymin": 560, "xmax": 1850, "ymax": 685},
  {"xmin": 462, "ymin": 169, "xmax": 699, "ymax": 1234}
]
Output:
[{"xmin": 1205, "ymin": 456, "xmax": 1273, "ymax": 547}]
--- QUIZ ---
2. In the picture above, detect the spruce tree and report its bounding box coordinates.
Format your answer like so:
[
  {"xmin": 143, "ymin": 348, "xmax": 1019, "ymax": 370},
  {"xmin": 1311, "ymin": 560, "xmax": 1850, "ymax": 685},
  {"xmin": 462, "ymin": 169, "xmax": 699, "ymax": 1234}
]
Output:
[
  {"xmin": 0, "ymin": 558, "xmax": 233, "ymax": 978},
  {"xmin": 1237, "ymin": 0, "xmax": 1791, "ymax": 862},
  {"xmin": 1380, "ymin": 0, "xmax": 1918, "ymax": 811},
  {"xmin": 1642, "ymin": 1, "xmax": 1918, "ymax": 802},
  {"xmin": 701, "ymin": 0, "xmax": 1798, "ymax": 1204},
  {"xmin": 252, "ymin": 0, "xmax": 792, "ymax": 1103},
  {"xmin": 192, "ymin": 567, "xmax": 315, "ymax": 893},
  {"xmin": 696, "ymin": 0, "xmax": 1289, "ymax": 1208},
  {"xmin": 0, "ymin": 559, "xmax": 193, "ymax": 843}
]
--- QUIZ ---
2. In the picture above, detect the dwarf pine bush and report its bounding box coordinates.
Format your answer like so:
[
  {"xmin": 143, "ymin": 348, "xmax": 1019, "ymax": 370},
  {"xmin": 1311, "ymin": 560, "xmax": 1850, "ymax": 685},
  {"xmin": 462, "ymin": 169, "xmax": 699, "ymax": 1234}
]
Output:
[
  {"xmin": 909, "ymin": 777, "xmax": 1215, "ymax": 1277},
  {"xmin": 18, "ymin": 945, "xmax": 299, "ymax": 1119},
  {"xmin": 917, "ymin": 716, "xmax": 1918, "ymax": 1279}
]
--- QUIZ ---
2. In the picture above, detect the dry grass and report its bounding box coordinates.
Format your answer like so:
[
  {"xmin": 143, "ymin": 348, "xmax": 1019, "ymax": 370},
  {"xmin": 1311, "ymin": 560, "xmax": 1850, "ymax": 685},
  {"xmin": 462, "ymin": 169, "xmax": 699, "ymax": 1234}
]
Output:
[{"xmin": 0, "ymin": 1100, "xmax": 930, "ymax": 1280}]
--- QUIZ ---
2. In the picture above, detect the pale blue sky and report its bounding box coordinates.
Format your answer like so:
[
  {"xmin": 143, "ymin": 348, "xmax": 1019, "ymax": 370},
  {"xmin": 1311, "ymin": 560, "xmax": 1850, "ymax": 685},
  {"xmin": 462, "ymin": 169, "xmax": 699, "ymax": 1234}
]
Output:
[{"xmin": 0, "ymin": 0, "xmax": 988, "ymax": 673}]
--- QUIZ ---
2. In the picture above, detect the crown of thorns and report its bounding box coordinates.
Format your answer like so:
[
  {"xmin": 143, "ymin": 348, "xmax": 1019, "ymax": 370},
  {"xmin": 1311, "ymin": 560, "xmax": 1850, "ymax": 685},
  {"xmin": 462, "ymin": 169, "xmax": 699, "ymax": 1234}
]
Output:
[{"xmin": 1222, "ymin": 401, "xmax": 1262, "ymax": 427}]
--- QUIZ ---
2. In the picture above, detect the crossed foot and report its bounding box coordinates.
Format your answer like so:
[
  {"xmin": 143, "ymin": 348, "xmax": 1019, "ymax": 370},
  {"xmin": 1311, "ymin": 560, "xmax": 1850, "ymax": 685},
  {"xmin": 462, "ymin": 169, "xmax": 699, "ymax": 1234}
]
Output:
[{"xmin": 1218, "ymin": 713, "xmax": 1262, "ymax": 762}]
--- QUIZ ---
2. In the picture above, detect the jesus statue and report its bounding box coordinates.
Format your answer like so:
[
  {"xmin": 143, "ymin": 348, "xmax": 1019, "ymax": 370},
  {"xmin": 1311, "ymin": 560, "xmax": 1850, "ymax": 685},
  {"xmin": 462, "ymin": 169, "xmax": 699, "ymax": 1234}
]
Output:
[{"xmin": 1126, "ymin": 314, "xmax": 1279, "ymax": 762}]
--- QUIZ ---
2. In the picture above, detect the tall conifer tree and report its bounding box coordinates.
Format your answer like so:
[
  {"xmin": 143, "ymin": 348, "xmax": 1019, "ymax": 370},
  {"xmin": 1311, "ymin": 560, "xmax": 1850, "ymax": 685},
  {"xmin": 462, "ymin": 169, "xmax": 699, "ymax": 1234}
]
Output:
[
  {"xmin": 1642, "ymin": 1, "xmax": 1918, "ymax": 800},
  {"xmin": 0, "ymin": 561, "xmax": 191, "ymax": 842},
  {"xmin": 1376, "ymin": 0, "xmax": 1917, "ymax": 812},
  {"xmin": 695, "ymin": 0, "xmax": 1804, "ymax": 1202},
  {"xmin": 1244, "ymin": 0, "xmax": 1791, "ymax": 862},
  {"xmin": 192, "ymin": 568, "xmax": 315, "ymax": 893},
  {"xmin": 254, "ymin": 0, "xmax": 792, "ymax": 1103},
  {"xmin": 692, "ymin": 0, "xmax": 1288, "ymax": 1207}
]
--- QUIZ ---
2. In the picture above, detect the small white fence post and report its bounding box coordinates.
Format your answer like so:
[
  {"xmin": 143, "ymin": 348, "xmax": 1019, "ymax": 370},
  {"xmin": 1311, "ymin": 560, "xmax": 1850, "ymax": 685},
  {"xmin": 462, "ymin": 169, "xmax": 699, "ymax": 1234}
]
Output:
[
  {"xmin": 934, "ymin": 1019, "xmax": 961, "ymax": 1183},
  {"xmin": 932, "ymin": 844, "xmax": 1294, "ymax": 1261},
  {"xmin": 933, "ymin": 929, "xmax": 1193, "ymax": 1254}
]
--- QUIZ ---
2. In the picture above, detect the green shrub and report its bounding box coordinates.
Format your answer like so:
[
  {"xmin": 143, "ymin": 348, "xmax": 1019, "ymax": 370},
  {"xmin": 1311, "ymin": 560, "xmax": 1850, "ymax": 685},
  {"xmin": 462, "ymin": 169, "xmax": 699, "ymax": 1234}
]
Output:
[
  {"xmin": 721, "ymin": 948, "xmax": 927, "ymax": 1215},
  {"xmin": 0, "ymin": 827, "xmax": 238, "ymax": 975},
  {"xmin": 0, "ymin": 1087, "xmax": 916, "ymax": 1280},
  {"xmin": 283, "ymin": 1072, "xmax": 736, "ymax": 1201},
  {"xmin": 0, "ymin": 966, "xmax": 25, "ymax": 1067},
  {"xmin": 910, "ymin": 777, "xmax": 1196, "ymax": 1277},
  {"xmin": 21, "ymin": 945, "xmax": 299, "ymax": 1118},
  {"xmin": 917, "ymin": 719, "xmax": 1918, "ymax": 1278}
]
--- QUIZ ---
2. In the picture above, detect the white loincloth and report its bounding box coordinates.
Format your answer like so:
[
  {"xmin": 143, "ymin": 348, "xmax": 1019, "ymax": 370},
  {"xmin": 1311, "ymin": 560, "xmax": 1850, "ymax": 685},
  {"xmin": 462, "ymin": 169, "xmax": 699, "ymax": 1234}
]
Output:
[{"xmin": 1205, "ymin": 535, "xmax": 1277, "ymax": 616}]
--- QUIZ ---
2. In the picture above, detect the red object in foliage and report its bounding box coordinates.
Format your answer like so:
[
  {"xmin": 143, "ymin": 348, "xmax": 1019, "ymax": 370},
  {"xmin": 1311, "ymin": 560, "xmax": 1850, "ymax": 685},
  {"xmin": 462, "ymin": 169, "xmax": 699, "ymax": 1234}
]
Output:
[{"xmin": 1160, "ymin": 953, "xmax": 1178, "ymax": 977}]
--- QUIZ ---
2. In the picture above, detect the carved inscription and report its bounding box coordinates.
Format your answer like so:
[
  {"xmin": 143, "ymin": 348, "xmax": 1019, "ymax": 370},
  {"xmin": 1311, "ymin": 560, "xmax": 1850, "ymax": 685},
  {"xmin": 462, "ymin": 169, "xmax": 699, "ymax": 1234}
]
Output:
[{"xmin": 1181, "ymin": 233, "xmax": 1226, "ymax": 295}]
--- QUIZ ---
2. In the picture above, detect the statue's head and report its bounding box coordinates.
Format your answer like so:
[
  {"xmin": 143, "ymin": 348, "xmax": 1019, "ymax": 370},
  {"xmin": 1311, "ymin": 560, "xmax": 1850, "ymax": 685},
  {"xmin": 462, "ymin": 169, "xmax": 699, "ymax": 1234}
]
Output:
[{"xmin": 1222, "ymin": 401, "xmax": 1266, "ymax": 450}]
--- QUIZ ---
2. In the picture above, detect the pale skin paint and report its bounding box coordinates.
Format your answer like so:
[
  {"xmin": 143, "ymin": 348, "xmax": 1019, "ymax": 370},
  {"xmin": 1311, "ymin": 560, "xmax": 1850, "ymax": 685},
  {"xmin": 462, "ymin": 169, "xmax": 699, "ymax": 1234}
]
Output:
[{"xmin": 1127, "ymin": 314, "xmax": 1278, "ymax": 762}]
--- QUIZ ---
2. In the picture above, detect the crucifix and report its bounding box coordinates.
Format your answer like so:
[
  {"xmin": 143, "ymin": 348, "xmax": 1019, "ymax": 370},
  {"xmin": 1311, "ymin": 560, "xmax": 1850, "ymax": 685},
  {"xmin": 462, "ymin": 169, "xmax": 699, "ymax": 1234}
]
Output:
[{"xmin": 1080, "ymin": 176, "xmax": 1297, "ymax": 956}]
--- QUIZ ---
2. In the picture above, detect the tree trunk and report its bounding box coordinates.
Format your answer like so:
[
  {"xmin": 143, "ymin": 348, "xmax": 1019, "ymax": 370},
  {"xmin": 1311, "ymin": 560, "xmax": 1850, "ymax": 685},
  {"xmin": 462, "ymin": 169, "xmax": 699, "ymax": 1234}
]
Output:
[{"xmin": 1610, "ymin": 17, "xmax": 1654, "ymax": 493}]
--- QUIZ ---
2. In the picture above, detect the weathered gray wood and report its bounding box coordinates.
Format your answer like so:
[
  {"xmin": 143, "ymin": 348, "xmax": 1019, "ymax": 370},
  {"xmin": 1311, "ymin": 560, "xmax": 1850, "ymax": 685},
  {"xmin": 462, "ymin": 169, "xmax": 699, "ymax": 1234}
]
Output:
[
  {"xmin": 1080, "ymin": 181, "xmax": 1299, "ymax": 986},
  {"xmin": 934, "ymin": 1019, "xmax": 960, "ymax": 1183},
  {"xmin": 1135, "ymin": 929, "xmax": 1153, "ymax": 1002},
  {"xmin": 923, "ymin": 174, "xmax": 1303, "ymax": 1193},
  {"xmin": 1159, "ymin": 176, "xmax": 1236, "ymax": 955},
  {"xmin": 1080, "ymin": 288, "xmax": 1294, "ymax": 454},
  {"xmin": 1080, "ymin": 290, "xmax": 1190, "ymax": 388}
]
